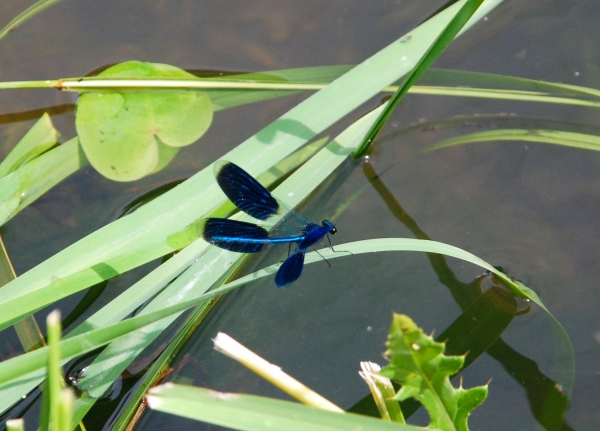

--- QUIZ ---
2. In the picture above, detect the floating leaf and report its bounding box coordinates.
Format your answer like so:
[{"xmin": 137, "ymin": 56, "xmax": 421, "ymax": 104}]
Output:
[
  {"xmin": 76, "ymin": 61, "xmax": 213, "ymax": 181},
  {"xmin": 380, "ymin": 314, "xmax": 487, "ymax": 431}
]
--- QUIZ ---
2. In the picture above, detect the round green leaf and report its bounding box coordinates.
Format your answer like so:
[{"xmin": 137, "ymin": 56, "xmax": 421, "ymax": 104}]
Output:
[{"xmin": 76, "ymin": 61, "xmax": 212, "ymax": 181}]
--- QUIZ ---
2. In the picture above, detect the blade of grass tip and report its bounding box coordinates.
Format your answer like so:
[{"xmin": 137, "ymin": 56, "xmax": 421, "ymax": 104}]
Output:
[
  {"xmin": 0, "ymin": 116, "xmax": 53, "ymax": 349},
  {"xmin": 359, "ymin": 361, "xmax": 404, "ymax": 423},
  {"xmin": 0, "ymin": 239, "xmax": 569, "ymax": 416},
  {"xmin": 5, "ymin": 419, "xmax": 24, "ymax": 431},
  {"xmin": 408, "ymin": 85, "xmax": 600, "ymax": 108},
  {"xmin": 0, "ymin": 113, "xmax": 60, "ymax": 178},
  {"xmin": 354, "ymin": 0, "xmax": 487, "ymax": 157},
  {"xmin": 423, "ymin": 129, "xmax": 600, "ymax": 153},
  {"xmin": 213, "ymin": 333, "xmax": 343, "ymax": 413},
  {"xmin": 39, "ymin": 310, "xmax": 62, "ymax": 431},
  {"xmin": 0, "ymin": 0, "xmax": 68, "ymax": 42},
  {"xmin": 0, "ymin": 137, "xmax": 87, "ymax": 227}
]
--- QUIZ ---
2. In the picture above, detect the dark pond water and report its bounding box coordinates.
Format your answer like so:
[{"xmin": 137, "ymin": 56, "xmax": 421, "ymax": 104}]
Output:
[{"xmin": 0, "ymin": 1, "xmax": 599, "ymax": 430}]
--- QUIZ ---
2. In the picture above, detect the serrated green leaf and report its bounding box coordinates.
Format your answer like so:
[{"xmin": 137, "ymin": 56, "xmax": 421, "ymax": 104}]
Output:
[
  {"xmin": 76, "ymin": 61, "xmax": 212, "ymax": 181},
  {"xmin": 381, "ymin": 314, "xmax": 487, "ymax": 431}
]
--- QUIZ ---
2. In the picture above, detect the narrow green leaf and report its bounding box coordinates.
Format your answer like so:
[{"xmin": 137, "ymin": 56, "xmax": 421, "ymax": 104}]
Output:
[
  {"xmin": 354, "ymin": 0, "xmax": 491, "ymax": 157},
  {"xmin": 0, "ymin": 0, "xmax": 67, "ymax": 43},
  {"xmin": 359, "ymin": 361, "xmax": 405, "ymax": 423},
  {"xmin": 146, "ymin": 384, "xmax": 429, "ymax": 431},
  {"xmin": 420, "ymin": 68, "xmax": 600, "ymax": 99},
  {"xmin": 0, "ymin": 113, "xmax": 60, "ymax": 178},
  {"xmin": 76, "ymin": 61, "xmax": 213, "ymax": 181},
  {"xmin": 381, "ymin": 314, "xmax": 488, "ymax": 431},
  {"xmin": 424, "ymin": 129, "xmax": 600, "ymax": 152},
  {"xmin": 0, "ymin": 137, "xmax": 87, "ymax": 227},
  {"xmin": 40, "ymin": 310, "xmax": 62, "ymax": 431}
]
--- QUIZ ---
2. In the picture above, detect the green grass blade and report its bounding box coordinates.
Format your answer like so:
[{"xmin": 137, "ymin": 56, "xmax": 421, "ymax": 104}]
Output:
[
  {"xmin": 146, "ymin": 384, "xmax": 430, "ymax": 431},
  {"xmin": 0, "ymin": 0, "xmax": 67, "ymax": 43},
  {"xmin": 421, "ymin": 68, "xmax": 600, "ymax": 99},
  {"xmin": 410, "ymin": 85, "xmax": 600, "ymax": 108},
  {"xmin": 0, "ymin": 113, "xmax": 60, "ymax": 178},
  {"xmin": 39, "ymin": 311, "xmax": 61, "ymax": 431},
  {"xmin": 355, "ymin": 0, "xmax": 490, "ymax": 157},
  {"xmin": 0, "ymin": 137, "xmax": 87, "ymax": 227},
  {"xmin": 424, "ymin": 129, "xmax": 600, "ymax": 152}
]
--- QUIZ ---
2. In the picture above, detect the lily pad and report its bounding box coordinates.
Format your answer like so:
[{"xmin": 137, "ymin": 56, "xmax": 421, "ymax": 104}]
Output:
[{"xmin": 76, "ymin": 61, "xmax": 213, "ymax": 181}]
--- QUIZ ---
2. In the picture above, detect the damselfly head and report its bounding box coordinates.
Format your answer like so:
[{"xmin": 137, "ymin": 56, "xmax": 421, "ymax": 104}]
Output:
[{"xmin": 322, "ymin": 219, "xmax": 337, "ymax": 235}]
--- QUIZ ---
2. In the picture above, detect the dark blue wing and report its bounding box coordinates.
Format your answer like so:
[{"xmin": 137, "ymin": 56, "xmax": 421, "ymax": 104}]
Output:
[
  {"xmin": 199, "ymin": 218, "xmax": 268, "ymax": 253},
  {"xmin": 215, "ymin": 161, "xmax": 279, "ymax": 221},
  {"xmin": 215, "ymin": 161, "xmax": 309, "ymax": 235},
  {"xmin": 275, "ymin": 247, "xmax": 307, "ymax": 287}
]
